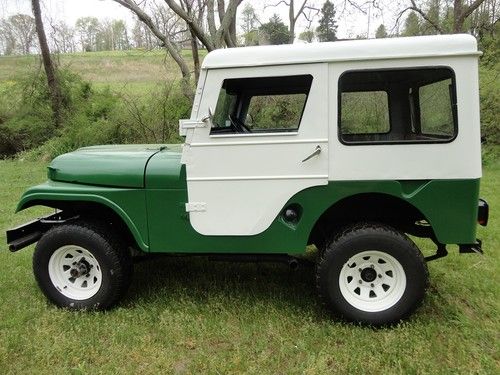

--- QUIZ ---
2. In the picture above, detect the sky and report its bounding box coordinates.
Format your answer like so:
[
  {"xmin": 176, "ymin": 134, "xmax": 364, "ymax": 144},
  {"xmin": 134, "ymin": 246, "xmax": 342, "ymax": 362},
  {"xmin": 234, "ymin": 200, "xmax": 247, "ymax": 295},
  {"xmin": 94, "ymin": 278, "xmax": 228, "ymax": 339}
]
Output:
[{"xmin": 0, "ymin": 0, "xmax": 399, "ymax": 39}]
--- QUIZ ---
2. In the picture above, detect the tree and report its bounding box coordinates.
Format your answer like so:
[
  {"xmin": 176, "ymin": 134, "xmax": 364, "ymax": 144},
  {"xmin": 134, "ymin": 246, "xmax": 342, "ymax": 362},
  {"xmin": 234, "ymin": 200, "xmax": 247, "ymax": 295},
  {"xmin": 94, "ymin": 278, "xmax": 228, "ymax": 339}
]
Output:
[
  {"xmin": 240, "ymin": 3, "xmax": 260, "ymax": 45},
  {"xmin": 241, "ymin": 3, "xmax": 259, "ymax": 34},
  {"xmin": 375, "ymin": 24, "xmax": 388, "ymax": 38},
  {"xmin": 299, "ymin": 29, "xmax": 315, "ymax": 42},
  {"xmin": 402, "ymin": 11, "xmax": 421, "ymax": 36},
  {"xmin": 164, "ymin": 0, "xmax": 243, "ymax": 50},
  {"xmin": 400, "ymin": 0, "xmax": 489, "ymax": 34},
  {"xmin": 421, "ymin": 0, "xmax": 442, "ymax": 34},
  {"xmin": 111, "ymin": 0, "xmax": 193, "ymax": 97},
  {"xmin": 31, "ymin": 0, "xmax": 62, "ymax": 128},
  {"xmin": 259, "ymin": 14, "xmax": 289, "ymax": 45},
  {"xmin": 97, "ymin": 19, "xmax": 129, "ymax": 51},
  {"xmin": 131, "ymin": 19, "xmax": 155, "ymax": 49},
  {"xmin": 316, "ymin": 0, "xmax": 337, "ymax": 42},
  {"xmin": 266, "ymin": 0, "xmax": 320, "ymax": 43},
  {"xmin": 49, "ymin": 21, "xmax": 75, "ymax": 53},
  {"xmin": 75, "ymin": 17, "xmax": 100, "ymax": 51},
  {"xmin": 0, "ymin": 14, "xmax": 37, "ymax": 55}
]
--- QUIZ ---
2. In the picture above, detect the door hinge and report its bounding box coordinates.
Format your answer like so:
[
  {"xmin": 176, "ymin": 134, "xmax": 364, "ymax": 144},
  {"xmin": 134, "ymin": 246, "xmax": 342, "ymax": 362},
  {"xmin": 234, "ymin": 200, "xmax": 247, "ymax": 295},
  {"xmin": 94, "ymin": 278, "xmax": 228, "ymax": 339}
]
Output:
[
  {"xmin": 185, "ymin": 202, "xmax": 207, "ymax": 212},
  {"xmin": 179, "ymin": 119, "xmax": 207, "ymax": 136}
]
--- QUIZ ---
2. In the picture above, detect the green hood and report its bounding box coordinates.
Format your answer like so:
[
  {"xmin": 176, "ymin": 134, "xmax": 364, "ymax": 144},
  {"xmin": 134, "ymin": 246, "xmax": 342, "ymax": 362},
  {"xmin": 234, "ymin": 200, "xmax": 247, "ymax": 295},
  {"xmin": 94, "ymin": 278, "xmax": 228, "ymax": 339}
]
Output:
[{"xmin": 48, "ymin": 144, "xmax": 175, "ymax": 188}]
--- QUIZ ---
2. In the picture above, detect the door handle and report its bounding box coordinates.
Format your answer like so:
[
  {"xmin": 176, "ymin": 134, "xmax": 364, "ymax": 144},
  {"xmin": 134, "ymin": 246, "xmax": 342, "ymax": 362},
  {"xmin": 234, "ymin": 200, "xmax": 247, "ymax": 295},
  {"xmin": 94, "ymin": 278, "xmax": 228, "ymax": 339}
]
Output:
[{"xmin": 302, "ymin": 145, "xmax": 322, "ymax": 162}]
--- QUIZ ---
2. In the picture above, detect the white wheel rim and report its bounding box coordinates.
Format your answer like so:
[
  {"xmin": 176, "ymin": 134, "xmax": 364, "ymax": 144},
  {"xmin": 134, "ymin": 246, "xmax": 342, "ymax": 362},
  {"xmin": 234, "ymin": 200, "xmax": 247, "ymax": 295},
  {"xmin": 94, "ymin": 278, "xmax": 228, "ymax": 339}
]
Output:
[
  {"xmin": 339, "ymin": 250, "xmax": 406, "ymax": 312},
  {"xmin": 48, "ymin": 245, "xmax": 103, "ymax": 300}
]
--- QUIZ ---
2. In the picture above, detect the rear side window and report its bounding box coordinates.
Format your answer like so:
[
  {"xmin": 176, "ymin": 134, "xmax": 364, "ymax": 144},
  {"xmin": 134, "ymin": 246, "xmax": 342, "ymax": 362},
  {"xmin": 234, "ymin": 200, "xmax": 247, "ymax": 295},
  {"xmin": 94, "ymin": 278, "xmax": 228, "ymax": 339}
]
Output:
[
  {"xmin": 339, "ymin": 67, "xmax": 457, "ymax": 144},
  {"xmin": 211, "ymin": 75, "xmax": 313, "ymax": 134}
]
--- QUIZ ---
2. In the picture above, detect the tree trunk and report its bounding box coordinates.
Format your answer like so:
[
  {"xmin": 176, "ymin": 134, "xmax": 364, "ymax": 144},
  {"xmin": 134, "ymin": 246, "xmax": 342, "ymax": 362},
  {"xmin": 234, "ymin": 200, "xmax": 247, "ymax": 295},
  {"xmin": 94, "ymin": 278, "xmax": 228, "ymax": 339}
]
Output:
[
  {"xmin": 289, "ymin": 0, "xmax": 295, "ymax": 44},
  {"xmin": 454, "ymin": 0, "xmax": 464, "ymax": 32},
  {"xmin": 31, "ymin": 0, "xmax": 62, "ymax": 128},
  {"xmin": 190, "ymin": 29, "xmax": 200, "ymax": 83}
]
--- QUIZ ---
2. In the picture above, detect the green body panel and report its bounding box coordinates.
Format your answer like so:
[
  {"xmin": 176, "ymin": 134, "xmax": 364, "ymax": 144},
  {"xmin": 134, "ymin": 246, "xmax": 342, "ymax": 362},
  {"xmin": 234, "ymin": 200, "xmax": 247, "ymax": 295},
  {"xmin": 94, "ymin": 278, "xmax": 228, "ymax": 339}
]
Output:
[
  {"xmin": 145, "ymin": 176, "xmax": 480, "ymax": 254},
  {"xmin": 144, "ymin": 145, "xmax": 185, "ymax": 189},
  {"xmin": 16, "ymin": 146, "xmax": 479, "ymax": 254},
  {"xmin": 48, "ymin": 144, "xmax": 167, "ymax": 188},
  {"xmin": 17, "ymin": 181, "xmax": 150, "ymax": 251}
]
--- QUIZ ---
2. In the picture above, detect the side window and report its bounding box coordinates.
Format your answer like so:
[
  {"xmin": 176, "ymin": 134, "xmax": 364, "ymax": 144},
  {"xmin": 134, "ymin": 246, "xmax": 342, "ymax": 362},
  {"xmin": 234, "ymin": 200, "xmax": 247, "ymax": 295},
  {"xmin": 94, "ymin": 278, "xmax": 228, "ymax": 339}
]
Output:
[
  {"xmin": 211, "ymin": 75, "xmax": 313, "ymax": 134},
  {"xmin": 338, "ymin": 67, "xmax": 457, "ymax": 144},
  {"xmin": 419, "ymin": 79, "xmax": 454, "ymax": 137}
]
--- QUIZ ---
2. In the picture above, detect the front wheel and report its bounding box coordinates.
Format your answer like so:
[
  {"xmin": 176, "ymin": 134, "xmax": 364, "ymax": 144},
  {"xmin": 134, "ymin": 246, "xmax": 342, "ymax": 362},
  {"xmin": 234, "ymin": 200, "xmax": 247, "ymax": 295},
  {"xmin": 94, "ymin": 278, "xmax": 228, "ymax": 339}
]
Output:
[
  {"xmin": 33, "ymin": 222, "xmax": 133, "ymax": 310},
  {"xmin": 316, "ymin": 223, "xmax": 428, "ymax": 325}
]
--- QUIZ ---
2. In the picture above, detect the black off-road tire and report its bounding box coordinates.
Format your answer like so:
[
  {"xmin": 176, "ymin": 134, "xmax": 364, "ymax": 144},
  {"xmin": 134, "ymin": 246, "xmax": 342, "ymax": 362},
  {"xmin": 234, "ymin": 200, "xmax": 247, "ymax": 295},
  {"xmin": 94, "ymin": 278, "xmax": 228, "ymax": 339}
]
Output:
[
  {"xmin": 33, "ymin": 221, "xmax": 133, "ymax": 310},
  {"xmin": 316, "ymin": 222, "xmax": 429, "ymax": 326}
]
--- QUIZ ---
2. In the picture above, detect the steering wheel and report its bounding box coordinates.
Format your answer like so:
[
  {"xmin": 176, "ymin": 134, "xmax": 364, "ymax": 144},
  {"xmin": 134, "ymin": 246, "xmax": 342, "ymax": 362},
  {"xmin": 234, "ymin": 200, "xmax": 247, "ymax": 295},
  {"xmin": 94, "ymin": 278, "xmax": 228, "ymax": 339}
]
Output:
[{"xmin": 229, "ymin": 114, "xmax": 251, "ymax": 133}]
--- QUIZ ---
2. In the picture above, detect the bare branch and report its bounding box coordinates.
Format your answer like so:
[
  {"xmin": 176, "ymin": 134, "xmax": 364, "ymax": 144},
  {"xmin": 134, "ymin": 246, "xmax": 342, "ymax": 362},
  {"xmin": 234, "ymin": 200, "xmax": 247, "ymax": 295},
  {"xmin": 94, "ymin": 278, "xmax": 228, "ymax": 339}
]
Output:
[
  {"xmin": 461, "ymin": 0, "xmax": 487, "ymax": 19},
  {"xmin": 164, "ymin": 0, "xmax": 216, "ymax": 50},
  {"xmin": 409, "ymin": 0, "xmax": 444, "ymax": 33},
  {"xmin": 112, "ymin": 0, "xmax": 192, "ymax": 95}
]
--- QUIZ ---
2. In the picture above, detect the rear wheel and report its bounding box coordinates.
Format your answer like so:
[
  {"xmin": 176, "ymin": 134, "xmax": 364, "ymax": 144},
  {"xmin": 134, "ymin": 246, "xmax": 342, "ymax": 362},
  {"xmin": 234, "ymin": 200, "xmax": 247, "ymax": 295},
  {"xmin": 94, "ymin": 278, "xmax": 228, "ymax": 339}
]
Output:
[
  {"xmin": 33, "ymin": 222, "xmax": 132, "ymax": 310},
  {"xmin": 316, "ymin": 223, "xmax": 428, "ymax": 325}
]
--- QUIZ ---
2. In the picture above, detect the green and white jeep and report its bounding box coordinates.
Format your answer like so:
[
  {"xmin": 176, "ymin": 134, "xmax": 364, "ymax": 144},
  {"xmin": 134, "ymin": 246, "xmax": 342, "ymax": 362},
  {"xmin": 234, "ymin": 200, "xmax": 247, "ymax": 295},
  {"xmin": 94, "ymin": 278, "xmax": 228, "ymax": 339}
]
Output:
[{"xmin": 7, "ymin": 34, "xmax": 489, "ymax": 325}]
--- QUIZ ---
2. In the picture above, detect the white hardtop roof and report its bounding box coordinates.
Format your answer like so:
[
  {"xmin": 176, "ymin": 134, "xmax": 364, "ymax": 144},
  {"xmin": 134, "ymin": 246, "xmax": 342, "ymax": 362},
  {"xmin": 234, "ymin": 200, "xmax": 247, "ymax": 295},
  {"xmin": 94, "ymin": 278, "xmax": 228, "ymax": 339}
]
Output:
[{"xmin": 202, "ymin": 34, "xmax": 479, "ymax": 70}]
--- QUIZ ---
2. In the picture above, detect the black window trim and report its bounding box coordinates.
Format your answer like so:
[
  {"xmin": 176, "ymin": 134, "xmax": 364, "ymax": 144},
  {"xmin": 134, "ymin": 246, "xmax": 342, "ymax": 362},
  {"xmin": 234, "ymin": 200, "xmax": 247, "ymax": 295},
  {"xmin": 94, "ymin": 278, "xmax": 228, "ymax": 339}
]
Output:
[{"xmin": 337, "ymin": 66, "xmax": 459, "ymax": 146}]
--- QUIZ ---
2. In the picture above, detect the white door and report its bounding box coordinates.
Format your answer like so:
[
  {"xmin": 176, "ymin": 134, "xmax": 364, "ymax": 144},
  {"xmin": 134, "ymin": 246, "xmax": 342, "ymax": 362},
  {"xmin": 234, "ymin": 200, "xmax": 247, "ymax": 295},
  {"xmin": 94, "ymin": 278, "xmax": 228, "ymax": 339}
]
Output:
[{"xmin": 182, "ymin": 63, "xmax": 329, "ymax": 236}]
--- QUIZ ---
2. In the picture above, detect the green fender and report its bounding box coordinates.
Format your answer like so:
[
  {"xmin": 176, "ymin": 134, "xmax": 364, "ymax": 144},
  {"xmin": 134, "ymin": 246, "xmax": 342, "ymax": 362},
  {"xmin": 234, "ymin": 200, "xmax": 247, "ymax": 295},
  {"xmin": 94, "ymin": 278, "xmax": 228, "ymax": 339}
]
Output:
[{"xmin": 16, "ymin": 181, "xmax": 149, "ymax": 252}]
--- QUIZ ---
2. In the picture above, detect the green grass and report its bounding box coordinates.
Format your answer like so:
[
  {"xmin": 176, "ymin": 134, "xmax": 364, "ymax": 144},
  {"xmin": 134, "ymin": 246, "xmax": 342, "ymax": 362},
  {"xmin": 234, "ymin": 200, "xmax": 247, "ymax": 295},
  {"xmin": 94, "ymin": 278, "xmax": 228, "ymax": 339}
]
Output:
[{"xmin": 0, "ymin": 159, "xmax": 498, "ymax": 374}]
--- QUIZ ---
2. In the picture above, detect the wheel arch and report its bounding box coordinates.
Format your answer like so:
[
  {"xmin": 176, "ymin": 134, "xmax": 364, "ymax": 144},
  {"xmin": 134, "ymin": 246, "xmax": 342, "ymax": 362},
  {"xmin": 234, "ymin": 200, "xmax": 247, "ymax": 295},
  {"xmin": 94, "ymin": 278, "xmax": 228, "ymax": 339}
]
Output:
[
  {"xmin": 308, "ymin": 192, "xmax": 435, "ymax": 249},
  {"xmin": 17, "ymin": 194, "xmax": 149, "ymax": 252}
]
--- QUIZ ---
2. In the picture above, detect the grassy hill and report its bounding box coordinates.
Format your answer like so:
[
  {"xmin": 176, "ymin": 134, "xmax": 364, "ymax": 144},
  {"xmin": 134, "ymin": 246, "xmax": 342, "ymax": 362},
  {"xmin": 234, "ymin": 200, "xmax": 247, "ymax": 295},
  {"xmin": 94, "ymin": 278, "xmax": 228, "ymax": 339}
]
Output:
[{"xmin": 0, "ymin": 49, "xmax": 205, "ymax": 95}]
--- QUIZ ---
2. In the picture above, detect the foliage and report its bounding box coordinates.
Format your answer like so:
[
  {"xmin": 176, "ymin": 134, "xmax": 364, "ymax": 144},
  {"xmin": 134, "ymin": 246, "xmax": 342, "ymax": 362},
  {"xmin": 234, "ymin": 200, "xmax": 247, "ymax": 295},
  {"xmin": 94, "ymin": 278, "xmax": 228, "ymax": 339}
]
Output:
[
  {"xmin": 242, "ymin": 29, "xmax": 259, "ymax": 46},
  {"xmin": 0, "ymin": 67, "xmax": 188, "ymax": 160},
  {"xmin": 316, "ymin": 0, "xmax": 338, "ymax": 42},
  {"xmin": 0, "ymin": 14, "xmax": 37, "ymax": 55},
  {"xmin": 246, "ymin": 94, "xmax": 306, "ymax": 130},
  {"xmin": 240, "ymin": 3, "xmax": 259, "ymax": 35},
  {"xmin": 75, "ymin": 17, "xmax": 100, "ymax": 52},
  {"xmin": 478, "ymin": 32, "xmax": 500, "ymax": 149},
  {"xmin": 402, "ymin": 11, "xmax": 422, "ymax": 36},
  {"xmin": 299, "ymin": 30, "xmax": 315, "ymax": 43},
  {"xmin": 375, "ymin": 24, "xmax": 388, "ymax": 38},
  {"xmin": 259, "ymin": 14, "xmax": 289, "ymax": 45}
]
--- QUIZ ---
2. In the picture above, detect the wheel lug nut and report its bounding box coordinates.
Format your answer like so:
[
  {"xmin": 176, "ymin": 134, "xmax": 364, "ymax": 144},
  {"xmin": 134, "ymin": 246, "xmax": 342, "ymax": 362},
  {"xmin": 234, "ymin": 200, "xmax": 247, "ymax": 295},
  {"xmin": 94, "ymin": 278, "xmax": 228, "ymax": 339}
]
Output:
[
  {"xmin": 378, "ymin": 274, "xmax": 382, "ymax": 278},
  {"xmin": 370, "ymin": 264, "xmax": 374, "ymax": 269},
  {"xmin": 371, "ymin": 283, "xmax": 374, "ymax": 288},
  {"xmin": 358, "ymin": 268, "xmax": 362, "ymax": 272},
  {"xmin": 359, "ymin": 280, "xmax": 362, "ymax": 284}
]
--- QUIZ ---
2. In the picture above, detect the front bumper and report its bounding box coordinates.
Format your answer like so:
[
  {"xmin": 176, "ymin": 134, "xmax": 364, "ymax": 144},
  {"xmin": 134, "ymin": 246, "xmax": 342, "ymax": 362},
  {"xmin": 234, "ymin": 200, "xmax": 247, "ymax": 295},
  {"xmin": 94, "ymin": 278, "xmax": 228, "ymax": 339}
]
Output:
[{"xmin": 6, "ymin": 212, "xmax": 76, "ymax": 252}]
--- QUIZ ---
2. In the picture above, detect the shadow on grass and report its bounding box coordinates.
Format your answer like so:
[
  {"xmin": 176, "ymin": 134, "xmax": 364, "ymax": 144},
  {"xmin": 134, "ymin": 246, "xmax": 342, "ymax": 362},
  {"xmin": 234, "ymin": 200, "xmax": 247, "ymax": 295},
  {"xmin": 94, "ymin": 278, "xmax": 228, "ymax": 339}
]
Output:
[
  {"xmin": 119, "ymin": 255, "xmax": 462, "ymax": 327},
  {"xmin": 124, "ymin": 255, "xmax": 323, "ymax": 316}
]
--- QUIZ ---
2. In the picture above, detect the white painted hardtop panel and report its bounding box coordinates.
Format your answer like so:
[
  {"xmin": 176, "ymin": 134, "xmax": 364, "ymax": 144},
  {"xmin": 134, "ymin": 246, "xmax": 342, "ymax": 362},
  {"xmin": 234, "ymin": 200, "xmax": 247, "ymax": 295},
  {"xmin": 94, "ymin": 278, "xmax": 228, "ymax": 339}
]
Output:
[
  {"xmin": 328, "ymin": 56, "xmax": 482, "ymax": 181},
  {"xmin": 202, "ymin": 34, "xmax": 479, "ymax": 69}
]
